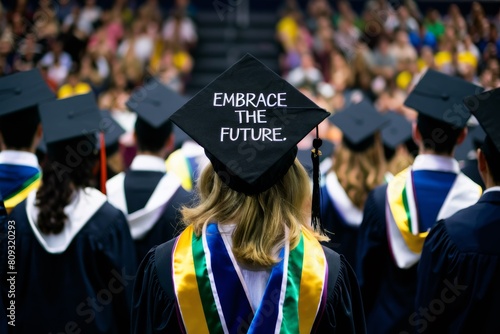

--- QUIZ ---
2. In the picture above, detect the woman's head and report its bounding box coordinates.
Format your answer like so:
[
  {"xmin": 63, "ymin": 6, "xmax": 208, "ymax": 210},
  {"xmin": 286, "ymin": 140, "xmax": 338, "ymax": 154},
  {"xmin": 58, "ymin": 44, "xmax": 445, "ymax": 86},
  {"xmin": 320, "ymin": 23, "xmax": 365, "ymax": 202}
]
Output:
[
  {"xmin": 333, "ymin": 133, "xmax": 386, "ymax": 209},
  {"xmin": 182, "ymin": 159, "xmax": 316, "ymax": 267},
  {"xmin": 36, "ymin": 135, "xmax": 99, "ymax": 234}
]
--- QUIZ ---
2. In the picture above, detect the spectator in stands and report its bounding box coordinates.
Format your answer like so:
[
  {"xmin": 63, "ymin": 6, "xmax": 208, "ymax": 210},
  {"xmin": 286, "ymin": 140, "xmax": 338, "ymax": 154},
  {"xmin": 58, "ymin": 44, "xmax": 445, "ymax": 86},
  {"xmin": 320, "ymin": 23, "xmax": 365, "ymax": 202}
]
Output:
[
  {"xmin": 424, "ymin": 8, "xmax": 445, "ymax": 40},
  {"xmin": 287, "ymin": 52, "xmax": 323, "ymax": 88},
  {"xmin": 367, "ymin": 35, "xmax": 397, "ymax": 81},
  {"xmin": 162, "ymin": 8, "xmax": 198, "ymax": 52},
  {"xmin": 390, "ymin": 28, "xmax": 417, "ymax": 72}
]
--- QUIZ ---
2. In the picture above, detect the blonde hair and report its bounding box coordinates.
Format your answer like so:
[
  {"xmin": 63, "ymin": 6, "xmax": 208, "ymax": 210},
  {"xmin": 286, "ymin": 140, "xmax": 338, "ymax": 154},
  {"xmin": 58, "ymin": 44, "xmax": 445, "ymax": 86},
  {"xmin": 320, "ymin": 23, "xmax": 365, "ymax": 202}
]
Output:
[
  {"xmin": 181, "ymin": 159, "xmax": 324, "ymax": 267},
  {"xmin": 332, "ymin": 134, "xmax": 386, "ymax": 209}
]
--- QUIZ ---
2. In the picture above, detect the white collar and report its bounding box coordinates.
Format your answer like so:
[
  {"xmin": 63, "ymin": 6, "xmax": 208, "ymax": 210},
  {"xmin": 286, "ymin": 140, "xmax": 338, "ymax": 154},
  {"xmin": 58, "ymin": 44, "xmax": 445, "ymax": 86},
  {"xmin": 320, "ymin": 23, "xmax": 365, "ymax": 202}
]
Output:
[
  {"xmin": 325, "ymin": 172, "xmax": 363, "ymax": 227},
  {"xmin": 106, "ymin": 172, "xmax": 181, "ymax": 239},
  {"xmin": 412, "ymin": 154, "xmax": 460, "ymax": 174},
  {"xmin": 484, "ymin": 186, "xmax": 500, "ymax": 195},
  {"xmin": 130, "ymin": 155, "xmax": 166, "ymax": 172},
  {"xmin": 0, "ymin": 150, "xmax": 39, "ymax": 168},
  {"xmin": 26, "ymin": 187, "xmax": 107, "ymax": 254}
]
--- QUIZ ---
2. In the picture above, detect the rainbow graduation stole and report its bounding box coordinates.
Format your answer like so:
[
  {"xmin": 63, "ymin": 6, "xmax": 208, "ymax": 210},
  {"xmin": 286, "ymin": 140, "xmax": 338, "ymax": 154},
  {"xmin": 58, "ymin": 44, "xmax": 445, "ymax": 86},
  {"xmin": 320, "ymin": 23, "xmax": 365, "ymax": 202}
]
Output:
[
  {"xmin": 172, "ymin": 224, "xmax": 327, "ymax": 334},
  {"xmin": 0, "ymin": 165, "xmax": 41, "ymax": 213},
  {"xmin": 386, "ymin": 167, "xmax": 481, "ymax": 269}
]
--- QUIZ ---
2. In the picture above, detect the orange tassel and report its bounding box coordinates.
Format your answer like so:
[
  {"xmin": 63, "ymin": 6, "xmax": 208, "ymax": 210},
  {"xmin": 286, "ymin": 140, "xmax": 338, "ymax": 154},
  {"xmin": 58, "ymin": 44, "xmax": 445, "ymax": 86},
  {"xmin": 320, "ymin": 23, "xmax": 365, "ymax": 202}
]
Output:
[{"xmin": 100, "ymin": 132, "xmax": 107, "ymax": 194}]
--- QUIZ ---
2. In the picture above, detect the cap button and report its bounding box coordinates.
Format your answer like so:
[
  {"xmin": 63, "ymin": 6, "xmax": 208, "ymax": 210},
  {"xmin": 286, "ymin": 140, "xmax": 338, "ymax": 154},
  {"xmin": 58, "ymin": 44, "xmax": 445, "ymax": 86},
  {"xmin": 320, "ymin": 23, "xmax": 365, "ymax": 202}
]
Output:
[
  {"xmin": 441, "ymin": 93, "xmax": 449, "ymax": 101},
  {"xmin": 14, "ymin": 88, "xmax": 21, "ymax": 95},
  {"xmin": 354, "ymin": 118, "xmax": 363, "ymax": 125},
  {"xmin": 68, "ymin": 111, "xmax": 74, "ymax": 119}
]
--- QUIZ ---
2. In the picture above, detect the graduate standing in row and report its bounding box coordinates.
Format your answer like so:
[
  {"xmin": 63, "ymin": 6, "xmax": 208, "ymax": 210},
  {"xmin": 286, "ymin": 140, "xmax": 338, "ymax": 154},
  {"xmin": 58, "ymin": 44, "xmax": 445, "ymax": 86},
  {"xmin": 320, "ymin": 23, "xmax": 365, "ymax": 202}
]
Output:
[
  {"xmin": 0, "ymin": 69, "xmax": 55, "ymax": 213},
  {"xmin": 320, "ymin": 100, "xmax": 388, "ymax": 268},
  {"xmin": 107, "ymin": 79, "xmax": 192, "ymax": 263},
  {"xmin": 415, "ymin": 87, "xmax": 500, "ymax": 333},
  {"xmin": 356, "ymin": 69, "xmax": 483, "ymax": 333},
  {"xmin": 131, "ymin": 54, "xmax": 366, "ymax": 333},
  {"xmin": 381, "ymin": 111, "xmax": 415, "ymax": 180},
  {"xmin": 7, "ymin": 93, "xmax": 136, "ymax": 334}
]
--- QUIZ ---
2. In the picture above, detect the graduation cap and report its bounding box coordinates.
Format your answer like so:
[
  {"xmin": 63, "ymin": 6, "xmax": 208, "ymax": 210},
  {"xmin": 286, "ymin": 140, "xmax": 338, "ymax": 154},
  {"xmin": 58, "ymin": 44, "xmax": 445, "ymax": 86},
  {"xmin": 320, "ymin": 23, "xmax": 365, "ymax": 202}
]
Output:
[
  {"xmin": 39, "ymin": 93, "xmax": 108, "ymax": 193},
  {"xmin": 404, "ymin": 69, "xmax": 484, "ymax": 128},
  {"xmin": 381, "ymin": 112, "xmax": 413, "ymax": 150},
  {"xmin": 126, "ymin": 78, "xmax": 188, "ymax": 127},
  {"xmin": 330, "ymin": 100, "xmax": 389, "ymax": 151},
  {"xmin": 99, "ymin": 109, "xmax": 125, "ymax": 153},
  {"xmin": 464, "ymin": 87, "xmax": 500, "ymax": 154},
  {"xmin": 0, "ymin": 69, "xmax": 55, "ymax": 117},
  {"xmin": 170, "ymin": 54, "xmax": 329, "ymax": 228},
  {"xmin": 39, "ymin": 93, "xmax": 102, "ymax": 145}
]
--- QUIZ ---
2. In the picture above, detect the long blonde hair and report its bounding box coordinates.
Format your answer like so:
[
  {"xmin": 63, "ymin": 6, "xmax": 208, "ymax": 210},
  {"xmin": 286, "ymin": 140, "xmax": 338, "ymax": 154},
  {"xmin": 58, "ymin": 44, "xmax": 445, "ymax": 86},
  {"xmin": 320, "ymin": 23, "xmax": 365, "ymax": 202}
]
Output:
[
  {"xmin": 181, "ymin": 159, "xmax": 322, "ymax": 267},
  {"xmin": 332, "ymin": 134, "xmax": 386, "ymax": 209}
]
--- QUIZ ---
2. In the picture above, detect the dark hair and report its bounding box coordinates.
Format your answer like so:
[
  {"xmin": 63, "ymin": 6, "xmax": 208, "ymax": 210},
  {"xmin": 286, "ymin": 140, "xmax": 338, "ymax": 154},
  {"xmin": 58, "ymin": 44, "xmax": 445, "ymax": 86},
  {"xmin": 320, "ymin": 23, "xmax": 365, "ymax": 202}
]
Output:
[
  {"xmin": 482, "ymin": 136, "xmax": 500, "ymax": 184},
  {"xmin": 134, "ymin": 118, "xmax": 173, "ymax": 153},
  {"xmin": 36, "ymin": 136, "xmax": 98, "ymax": 234},
  {"xmin": 416, "ymin": 114, "xmax": 463, "ymax": 155},
  {"xmin": 0, "ymin": 107, "xmax": 40, "ymax": 150}
]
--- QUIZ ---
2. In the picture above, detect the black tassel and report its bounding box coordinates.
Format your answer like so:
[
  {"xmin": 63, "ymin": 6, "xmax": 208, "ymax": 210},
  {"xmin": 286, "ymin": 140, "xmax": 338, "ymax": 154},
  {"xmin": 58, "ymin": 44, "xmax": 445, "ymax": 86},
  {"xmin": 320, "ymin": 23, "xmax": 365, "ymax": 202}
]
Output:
[{"xmin": 311, "ymin": 127, "xmax": 325, "ymax": 234}]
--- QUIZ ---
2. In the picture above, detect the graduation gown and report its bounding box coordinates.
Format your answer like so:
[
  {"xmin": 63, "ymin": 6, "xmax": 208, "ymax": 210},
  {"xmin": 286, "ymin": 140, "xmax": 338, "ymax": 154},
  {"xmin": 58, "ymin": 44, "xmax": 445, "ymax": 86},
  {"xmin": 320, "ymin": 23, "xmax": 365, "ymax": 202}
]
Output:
[
  {"xmin": 107, "ymin": 155, "xmax": 192, "ymax": 263},
  {"xmin": 0, "ymin": 151, "xmax": 41, "ymax": 213},
  {"xmin": 356, "ymin": 155, "xmax": 481, "ymax": 333},
  {"xmin": 320, "ymin": 172, "xmax": 363, "ymax": 269},
  {"xmin": 5, "ymin": 188, "xmax": 137, "ymax": 334},
  {"xmin": 415, "ymin": 188, "xmax": 500, "ymax": 333},
  {"xmin": 131, "ymin": 226, "xmax": 367, "ymax": 334}
]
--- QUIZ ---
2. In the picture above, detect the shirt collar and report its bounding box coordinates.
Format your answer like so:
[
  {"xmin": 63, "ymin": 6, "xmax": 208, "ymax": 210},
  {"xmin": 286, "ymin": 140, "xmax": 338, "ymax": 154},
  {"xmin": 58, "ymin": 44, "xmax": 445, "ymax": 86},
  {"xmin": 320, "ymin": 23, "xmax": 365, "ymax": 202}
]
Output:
[
  {"xmin": 412, "ymin": 154, "xmax": 460, "ymax": 174},
  {"xmin": 130, "ymin": 154, "xmax": 166, "ymax": 172},
  {"xmin": 0, "ymin": 150, "xmax": 39, "ymax": 168},
  {"xmin": 483, "ymin": 186, "xmax": 500, "ymax": 195}
]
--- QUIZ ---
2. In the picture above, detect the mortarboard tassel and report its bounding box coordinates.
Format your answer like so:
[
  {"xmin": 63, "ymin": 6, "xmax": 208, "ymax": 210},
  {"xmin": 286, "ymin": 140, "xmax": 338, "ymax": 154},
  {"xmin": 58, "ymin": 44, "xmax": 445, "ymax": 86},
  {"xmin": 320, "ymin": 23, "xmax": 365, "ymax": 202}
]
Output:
[
  {"xmin": 99, "ymin": 132, "xmax": 107, "ymax": 195},
  {"xmin": 311, "ymin": 126, "xmax": 325, "ymax": 234}
]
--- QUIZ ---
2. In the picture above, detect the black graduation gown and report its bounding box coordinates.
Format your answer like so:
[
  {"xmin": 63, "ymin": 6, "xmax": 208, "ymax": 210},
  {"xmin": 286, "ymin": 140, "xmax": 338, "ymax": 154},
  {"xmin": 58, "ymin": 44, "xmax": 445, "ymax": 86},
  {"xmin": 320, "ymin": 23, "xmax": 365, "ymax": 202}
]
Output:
[
  {"xmin": 415, "ymin": 190, "xmax": 500, "ymax": 333},
  {"xmin": 122, "ymin": 170, "xmax": 193, "ymax": 263},
  {"xmin": 320, "ymin": 186, "xmax": 359, "ymax": 269},
  {"xmin": 356, "ymin": 184, "xmax": 419, "ymax": 333},
  {"xmin": 131, "ymin": 238, "xmax": 367, "ymax": 333},
  {"xmin": 5, "ymin": 201, "xmax": 137, "ymax": 334}
]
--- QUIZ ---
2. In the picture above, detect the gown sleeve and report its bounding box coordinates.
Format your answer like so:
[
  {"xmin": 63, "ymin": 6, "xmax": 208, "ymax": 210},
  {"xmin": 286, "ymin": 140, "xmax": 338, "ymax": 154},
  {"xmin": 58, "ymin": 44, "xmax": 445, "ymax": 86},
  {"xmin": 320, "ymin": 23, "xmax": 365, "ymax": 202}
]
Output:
[
  {"xmin": 416, "ymin": 220, "xmax": 500, "ymax": 333},
  {"xmin": 94, "ymin": 205, "xmax": 138, "ymax": 334},
  {"xmin": 356, "ymin": 186, "xmax": 388, "ymax": 314},
  {"xmin": 132, "ymin": 240, "xmax": 180, "ymax": 334},
  {"xmin": 317, "ymin": 248, "xmax": 367, "ymax": 333}
]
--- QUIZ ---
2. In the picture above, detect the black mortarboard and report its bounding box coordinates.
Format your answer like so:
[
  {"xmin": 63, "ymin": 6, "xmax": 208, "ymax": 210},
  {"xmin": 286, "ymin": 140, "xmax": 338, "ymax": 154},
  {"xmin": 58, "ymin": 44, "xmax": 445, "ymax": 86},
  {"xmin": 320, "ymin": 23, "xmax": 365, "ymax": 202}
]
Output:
[
  {"xmin": 39, "ymin": 93, "xmax": 101, "ymax": 145},
  {"xmin": 464, "ymin": 87, "xmax": 500, "ymax": 153},
  {"xmin": 381, "ymin": 112, "xmax": 413, "ymax": 150},
  {"xmin": 99, "ymin": 110, "xmax": 125, "ymax": 148},
  {"xmin": 0, "ymin": 69, "xmax": 55, "ymax": 117},
  {"xmin": 126, "ymin": 78, "xmax": 188, "ymax": 128},
  {"xmin": 170, "ymin": 54, "xmax": 330, "ymax": 195},
  {"xmin": 404, "ymin": 69, "xmax": 483, "ymax": 128},
  {"xmin": 330, "ymin": 100, "xmax": 388, "ymax": 151}
]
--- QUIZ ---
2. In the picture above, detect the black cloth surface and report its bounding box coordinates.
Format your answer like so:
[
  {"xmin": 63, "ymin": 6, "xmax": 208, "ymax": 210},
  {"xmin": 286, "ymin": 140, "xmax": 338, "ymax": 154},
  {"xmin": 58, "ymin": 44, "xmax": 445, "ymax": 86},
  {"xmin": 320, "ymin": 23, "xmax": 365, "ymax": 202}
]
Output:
[{"xmin": 415, "ymin": 190, "xmax": 500, "ymax": 333}]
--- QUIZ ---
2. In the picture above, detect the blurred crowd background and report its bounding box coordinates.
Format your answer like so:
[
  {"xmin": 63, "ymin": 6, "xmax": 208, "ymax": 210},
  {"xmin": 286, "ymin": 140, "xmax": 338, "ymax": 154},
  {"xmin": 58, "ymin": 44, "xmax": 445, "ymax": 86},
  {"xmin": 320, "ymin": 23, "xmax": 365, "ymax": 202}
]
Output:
[{"xmin": 0, "ymin": 0, "xmax": 499, "ymax": 158}]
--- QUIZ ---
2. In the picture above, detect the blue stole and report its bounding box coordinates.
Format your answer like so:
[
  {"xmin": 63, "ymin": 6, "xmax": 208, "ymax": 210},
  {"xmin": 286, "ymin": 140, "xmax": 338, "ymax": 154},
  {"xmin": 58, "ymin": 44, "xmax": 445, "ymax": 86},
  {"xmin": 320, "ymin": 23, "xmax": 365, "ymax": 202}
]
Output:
[{"xmin": 412, "ymin": 170, "xmax": 457, "ymax": 232}]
